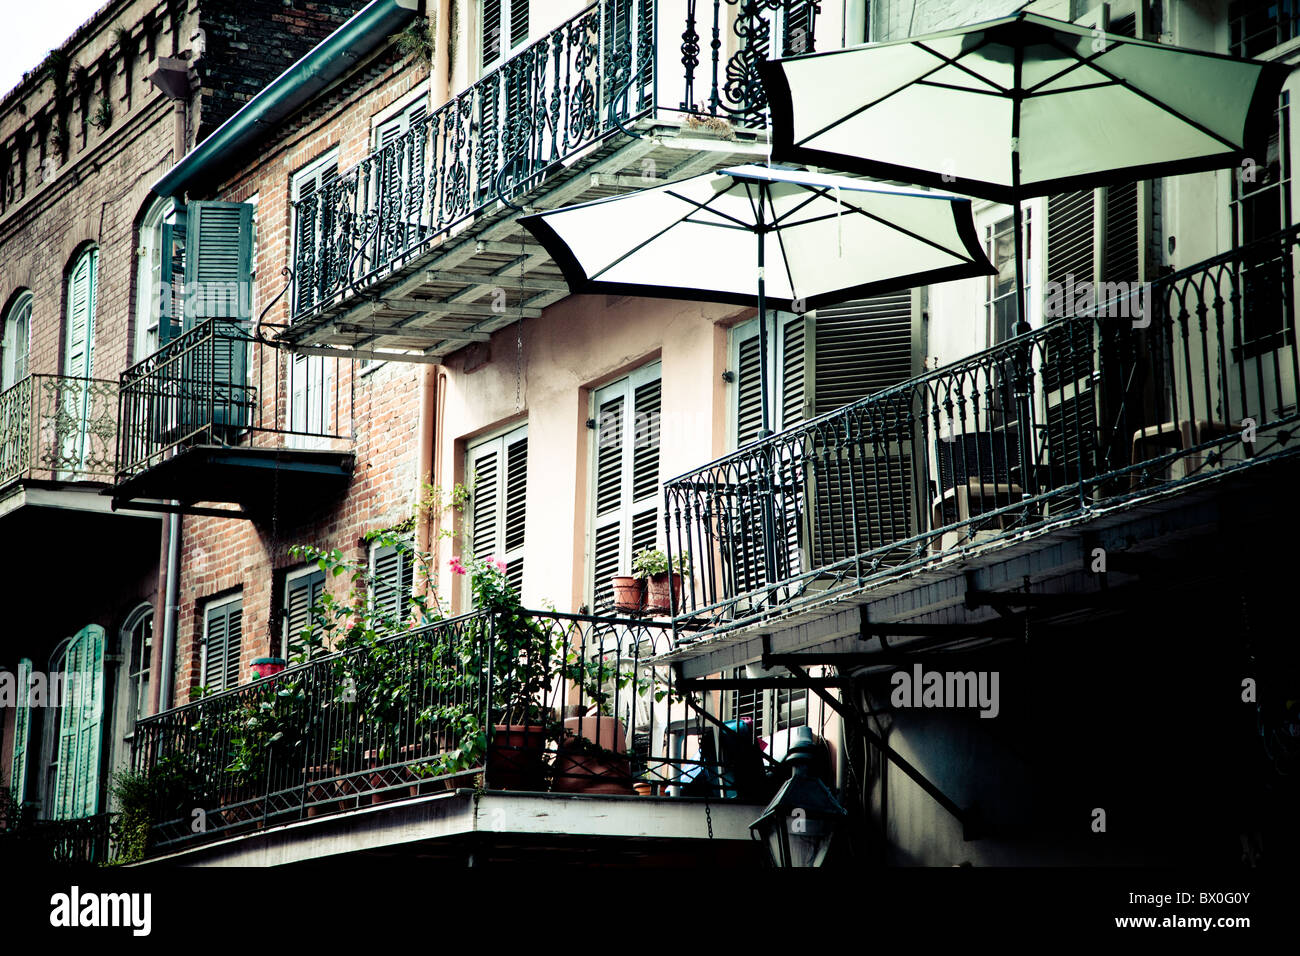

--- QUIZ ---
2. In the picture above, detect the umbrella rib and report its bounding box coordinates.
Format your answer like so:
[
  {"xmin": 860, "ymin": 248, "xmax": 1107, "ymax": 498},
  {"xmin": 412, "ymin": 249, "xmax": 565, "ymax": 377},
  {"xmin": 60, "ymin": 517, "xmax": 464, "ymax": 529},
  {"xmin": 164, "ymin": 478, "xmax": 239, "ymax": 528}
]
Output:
[
  {"xmin": 1038, "ymin": 34, "xmax": 1245, "ymax": 153},
  {"xmin": 1022, "ymin": 42, "xmax": 1113, "ymax": 95},
  {"xmin": 792, "ymin": 36, "xmax": 1001, "ymax": 147},
  {"xmin": 585, "ymin": 188, "xmax": 746, "ymax": 281},
  {"xmin": 778, "ymin": 185, "xmax": 977, "ymax": 263},
  {"xmin": 769, "ymin": 189, "xmax": 825, "ymax": 228},
  {"xmin": 662, "ymin": 188, "xmax": 758, "ymax": 230}
]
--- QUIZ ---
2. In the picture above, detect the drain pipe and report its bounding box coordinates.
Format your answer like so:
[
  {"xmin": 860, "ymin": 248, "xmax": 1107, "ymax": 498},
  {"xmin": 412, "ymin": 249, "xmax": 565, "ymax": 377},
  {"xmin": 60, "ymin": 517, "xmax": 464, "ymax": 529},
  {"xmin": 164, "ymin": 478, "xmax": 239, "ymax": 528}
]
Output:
[{"xmin": 147, "ymin": 57, "xmax": 195, "ymax": 715}]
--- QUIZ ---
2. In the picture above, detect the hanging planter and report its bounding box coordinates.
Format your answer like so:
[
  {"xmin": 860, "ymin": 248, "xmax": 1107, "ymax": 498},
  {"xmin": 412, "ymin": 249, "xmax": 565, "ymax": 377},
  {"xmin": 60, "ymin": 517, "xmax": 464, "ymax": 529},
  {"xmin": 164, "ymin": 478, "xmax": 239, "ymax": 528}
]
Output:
[{"xmin": 251, "ymin": 657, "xmax": 286, "ymax": 680}]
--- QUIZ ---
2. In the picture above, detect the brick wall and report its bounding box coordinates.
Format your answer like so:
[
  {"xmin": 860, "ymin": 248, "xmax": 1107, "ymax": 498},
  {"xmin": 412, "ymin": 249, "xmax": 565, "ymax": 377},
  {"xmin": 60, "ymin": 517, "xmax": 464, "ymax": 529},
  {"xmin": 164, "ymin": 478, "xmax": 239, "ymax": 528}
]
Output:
[{"xmin": 170, "ymin": 44, "xmax": 433, "ymax": 702}]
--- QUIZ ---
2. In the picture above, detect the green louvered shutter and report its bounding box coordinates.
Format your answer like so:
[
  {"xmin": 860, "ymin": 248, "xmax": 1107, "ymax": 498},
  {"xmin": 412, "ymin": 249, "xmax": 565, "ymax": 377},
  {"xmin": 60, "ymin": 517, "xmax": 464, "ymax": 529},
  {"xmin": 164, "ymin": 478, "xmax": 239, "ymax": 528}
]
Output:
[
  {"xmin": 158, "ymin": 205, "xmax": 187, "ymax": 346},
  {"xmin": 62, "ymin": 248, "xmax": 98, "ymax": 474},
  {"xmin": 184, "ymin": 202, "xmax": 252, "ymax": 432},
  {"xmin": 371, "ymin": 542, "xmax": 414, "ymax": 629},
  {"xmin": 52, "ymin": 626, "xmax": 106, "ymax": 820},
  {"xmin": 9, "ymin": 658, "xmax": 33, "ymax": 806},
  {"xmin": 203, "ymin": 597, "xmax": 243, "ymax": 692},
  {"xmin": 284, "ymin": 569, "xmax": 327, "ymax": 657}
]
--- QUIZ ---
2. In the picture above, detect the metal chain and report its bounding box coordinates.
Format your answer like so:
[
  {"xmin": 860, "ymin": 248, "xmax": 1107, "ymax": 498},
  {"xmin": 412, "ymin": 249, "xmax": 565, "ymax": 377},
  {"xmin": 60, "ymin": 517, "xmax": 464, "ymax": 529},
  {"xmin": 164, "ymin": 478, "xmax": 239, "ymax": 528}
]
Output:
[{"xmin": 516, "ymin": 226, "xmax": 525, "ymax": 412}]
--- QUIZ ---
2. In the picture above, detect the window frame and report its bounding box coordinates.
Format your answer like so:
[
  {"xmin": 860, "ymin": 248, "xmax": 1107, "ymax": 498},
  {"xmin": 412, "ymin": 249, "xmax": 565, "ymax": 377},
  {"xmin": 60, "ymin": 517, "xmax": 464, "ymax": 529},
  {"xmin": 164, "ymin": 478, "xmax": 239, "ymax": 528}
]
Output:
[
  {"xmin": 133, "ymin": 198, "xmax": 171, "ymax": 362},
  {"xmin": 2, "ymin": 290, "xmax": 32, "ymax": 390}
]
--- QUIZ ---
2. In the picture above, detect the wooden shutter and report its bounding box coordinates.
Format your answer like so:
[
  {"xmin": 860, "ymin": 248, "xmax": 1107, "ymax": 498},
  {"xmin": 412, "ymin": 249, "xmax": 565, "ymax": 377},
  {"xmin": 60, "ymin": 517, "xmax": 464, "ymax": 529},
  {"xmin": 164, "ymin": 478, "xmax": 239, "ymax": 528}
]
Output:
[
  {"xmin": 482, "ymin": 0, "xmax": 503, "ymax": 68},
  {"xmin": 203, "ymin": 597, "xmax": 243, "ymax": 693},
  {"xmin": 63, "ymin": 250, "xmax": 98, "ymax": 473},
  {"xmin": 8, "ymin": 658, "xmax": 32, "ymax": 805},
  {"xmin": 510, "ymin": 0, "xmax": 529, "ymax": 48},
  {"xmin": 371, "ymin": 542, "xmax": 414, "ymax": 627},
  {"xmin": 284, "ymin": 569, "xmax": 326, "ymax": 656},
  {"xmin": 467, "ymin": 425, "xmax": 528, "ymax": 600},
  {"xmin": 807, "ymin": 293, "xmax": 917, "ymax": 568},
  {"xmin": 591, "ymin": 364, "xmax": 661, "ymax": 613},
  {"xmin": 292, "ymin": 157, "xmax": 339, "ymax": 314},
  {"xmin": 52, "ymin": 625, "xmax": 106, "ymax": 819},
  {"xmin": 184, "ymin": 202, "xmax": 253, "ymax": 326}
]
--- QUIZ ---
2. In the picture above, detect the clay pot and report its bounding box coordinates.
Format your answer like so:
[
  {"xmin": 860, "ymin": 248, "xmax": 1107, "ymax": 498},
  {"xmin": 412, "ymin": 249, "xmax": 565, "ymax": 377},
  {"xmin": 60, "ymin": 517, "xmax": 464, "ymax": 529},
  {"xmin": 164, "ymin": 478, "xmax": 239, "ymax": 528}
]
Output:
[
  {"xmin": 611, "ymin": 575, "xmax": 646, "ymax": 613},
  {"xmin": 632, "ymin": 781, "xmax": 654, "ymax": 796},
  {"xmin": 552, "ymin": 744, "xmax": 635, "ymax": 795},
  {"xmin": 488, "ymin": 724, "xmax": 549, "ymax": 791},
  {"xmin": 644, "ymin": 573, "xmax": 682, "ymax": 614}
]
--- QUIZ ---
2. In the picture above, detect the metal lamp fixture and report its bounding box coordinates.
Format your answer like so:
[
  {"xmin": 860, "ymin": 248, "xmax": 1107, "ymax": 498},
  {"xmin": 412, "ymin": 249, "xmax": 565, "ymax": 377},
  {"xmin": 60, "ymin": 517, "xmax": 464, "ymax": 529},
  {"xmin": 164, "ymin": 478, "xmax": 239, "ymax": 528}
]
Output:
[{"xmin": 749, "ymin": 727, "xmax": 847, "ymax": 867}]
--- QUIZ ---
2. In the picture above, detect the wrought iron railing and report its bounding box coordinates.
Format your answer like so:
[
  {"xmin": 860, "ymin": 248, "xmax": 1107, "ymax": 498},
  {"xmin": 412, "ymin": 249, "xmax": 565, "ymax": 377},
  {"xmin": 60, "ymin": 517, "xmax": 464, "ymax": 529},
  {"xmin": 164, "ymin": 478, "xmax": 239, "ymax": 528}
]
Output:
[
  {"xmin": 665, "ymin": 226, "xmax": 1300, "ymax": 638},
  {"xmin": 0, "ymin": 373, "xmax": 118, "ymax": 487},
  {"xmin": 290, "ymin": 0, "xmax": 820, "ymax": 319},
  {"xmin": 115, "ymin": 318, "xmax": 352, "ymax": 483},
  {"xmin": 132, "ymin": 608, "xmax": 773, "ymax": 856},
  {"xmin": 0, "ymin": 810, "xmax": 117, "ymax": 865}
]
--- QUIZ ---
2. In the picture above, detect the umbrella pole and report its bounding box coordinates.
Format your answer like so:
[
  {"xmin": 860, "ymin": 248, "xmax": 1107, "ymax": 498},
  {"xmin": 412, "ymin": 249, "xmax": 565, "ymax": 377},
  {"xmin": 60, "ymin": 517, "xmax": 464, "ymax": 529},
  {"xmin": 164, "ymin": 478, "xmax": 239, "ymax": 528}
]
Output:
[{"xmin": 1012, "ymin": 196, "xmax": 1037, "ymax": 499}]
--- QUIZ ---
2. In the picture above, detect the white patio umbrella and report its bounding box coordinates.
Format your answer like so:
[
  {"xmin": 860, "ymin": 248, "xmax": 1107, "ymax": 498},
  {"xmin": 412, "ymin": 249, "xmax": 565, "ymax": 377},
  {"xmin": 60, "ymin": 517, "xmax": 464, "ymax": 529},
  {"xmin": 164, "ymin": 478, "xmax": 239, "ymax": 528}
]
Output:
[
  {"xmin": 761, "ymin": 10, "xmax": 1291, "ymax": 333},
  {"xmin": 521, "ymin": 164, "xmax": 993, "ymax": 435}
]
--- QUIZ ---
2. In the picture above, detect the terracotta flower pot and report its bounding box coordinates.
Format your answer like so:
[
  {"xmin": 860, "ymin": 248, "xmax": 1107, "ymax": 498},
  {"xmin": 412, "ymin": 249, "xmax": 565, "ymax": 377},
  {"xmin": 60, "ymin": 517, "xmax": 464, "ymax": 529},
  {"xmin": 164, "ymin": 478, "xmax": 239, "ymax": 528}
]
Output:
[
  {"xmin": 632, "ymin": 781, "xmax": 654, "ymax": 796},
  {"xmin": 251, "ymin": 657, "xmax": 286, "ymax": 679},
  {"xmin": 644, "ymin": 573, "xmax": 682, "ymax": 614},
  {"xmin": 552, "ymin": 743, "xmax": 635, "ymax": 795},
  {"xmin": 488, "ymin": 724, "xmax": 549, "ymax": 791},
  {"xmin": 611, "ymin": 575, "xmax": 646, "ymax": 613}
]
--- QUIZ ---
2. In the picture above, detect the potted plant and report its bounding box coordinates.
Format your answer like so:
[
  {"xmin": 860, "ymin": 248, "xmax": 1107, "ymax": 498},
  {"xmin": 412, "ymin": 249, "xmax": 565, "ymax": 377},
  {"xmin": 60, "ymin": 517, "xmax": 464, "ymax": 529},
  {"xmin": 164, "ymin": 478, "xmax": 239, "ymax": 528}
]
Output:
[
  {"xmin": 610, "ymin": 573, "xmax": 646, "ymax": 613},
  {"xmin": 633, "ymin": 547, "xmax": 691, "ymax": 615},
  {"xmin": 457, "ymin": 556, "xmax": 557, "ymax": 791},
  {"xmin": 251, "ymin": 657, "xmax": 286, "ymax": 680}
]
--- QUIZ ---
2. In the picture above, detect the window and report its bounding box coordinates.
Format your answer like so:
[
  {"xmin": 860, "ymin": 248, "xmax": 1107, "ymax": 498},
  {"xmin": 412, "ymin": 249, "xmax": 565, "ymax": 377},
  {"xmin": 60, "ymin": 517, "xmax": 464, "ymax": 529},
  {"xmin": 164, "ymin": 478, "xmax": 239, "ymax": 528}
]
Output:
[
  {"xmin": 1, "ymin": 291, "xmax": 31, "ymax": 389},
  {"xmin": 290, "ymin": 153, "xmax": 338, "ymax": 419},
  {"xmin": 50, "ymin": 625, "xmax": 107, "ymax": 820},
  {"xmin": 283, "ymin": 566, "xmax": 327, "ymax": 658},
  {"xmin": 370, "ymin": 539, "xmax": 415, "ymax": 629},
  {"xmin": 1232, "ymin": 92, "xmax": 1292, "ymax": 352},
  {"xmin": 201, "ymin": 594, "xmax": 243, "ymax": 693},
  {"xmin": 134, "ymin": 199, "xmax": 170, "ymax": 362},
  {"xmin": 986, "ymin": 214, "xmax": 1028, "ymax": 347},
  {"xmin": 109, "ymin": 605, "xmax": 152, "ymax": 784},
  {"xmin": 481, "ymin": 0, "xmax": 530, "ymax": 70},
  {"xmin": 590, "ymin": 363, "xmax": 661, "ymax": 614},
  {"xmin": 291, "ymin": 150, "xmax": 339, "ymax": 315},
  {"xmin": 62, "ymin": 248, "xmax": 99, "ymax": 474},
  {"xmin": 1231, "ymin": 0, "xmax": 1300, "ymax": 57},
  {"xmin": 725, "ymin": 667, "xmax": 808, "ymax": 740},
  {"xmin": 466, "ymin": 423, "xmax": 528, "ymax": 600}
]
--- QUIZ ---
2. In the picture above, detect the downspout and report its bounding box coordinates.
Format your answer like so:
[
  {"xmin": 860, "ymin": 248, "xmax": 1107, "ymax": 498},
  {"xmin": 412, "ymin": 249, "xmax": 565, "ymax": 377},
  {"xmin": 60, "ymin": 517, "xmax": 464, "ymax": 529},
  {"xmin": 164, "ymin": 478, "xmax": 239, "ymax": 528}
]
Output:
[{"xmin": 416, "ymin": 0, "xmax": 452, "ymax": 602}]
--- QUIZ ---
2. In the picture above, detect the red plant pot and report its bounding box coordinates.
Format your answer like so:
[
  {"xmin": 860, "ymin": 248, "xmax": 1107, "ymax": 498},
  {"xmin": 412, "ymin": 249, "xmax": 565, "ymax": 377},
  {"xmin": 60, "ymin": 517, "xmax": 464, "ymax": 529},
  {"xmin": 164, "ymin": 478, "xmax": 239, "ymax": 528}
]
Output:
[
  {"xmin": 611, "ymin": 576, "xmax": 646, "ymax": 613},
  {"xmin": 252, "ymin": 657, "xmax": 286, "ymax": 680},
  {"xmin": 644, "ymin": 573, "xmax": 682, "ymax": 614}
]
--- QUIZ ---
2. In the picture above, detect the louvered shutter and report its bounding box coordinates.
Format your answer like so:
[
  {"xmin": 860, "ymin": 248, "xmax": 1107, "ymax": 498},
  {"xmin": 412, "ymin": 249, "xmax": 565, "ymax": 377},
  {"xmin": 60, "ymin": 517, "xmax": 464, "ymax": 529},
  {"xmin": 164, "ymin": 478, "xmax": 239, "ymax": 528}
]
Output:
[
  {"xmin": 203, "ymin": 598, "xmax": 243, "ymax": 693},
  {"xmin": 807, "ymin": 294, "xmax": 917, "ymax": 568},
  {"xmin": 8, "ymin": 658, "xmax": 32, "ymax": 806},
  {"xmin": 466, "ymin": 425, "xmax": 529, "ymax": 601},
  {"xmin": 292, "ymin": 158, "xmax": 339, "ymax": 314},
  {"xmin": 183, "ymin": 202, "xmax": 252, "ymax": 434},
  {"xmin": 284, "ymin": 569, "xmax": 327, "ymax": 657},
  {"xmin": 184, "ymin": 202, "xmax": 253, "ymax": 326},
  {"xmin": 482, "ymin": 0, "xmax": 503, "ymax": 69},
  {"xmin": 371, "ymin": 542, "xmax": 414, "ymax": 628},
  {"xmin": 591, "ymin": 364, "xmax": 661, "ymax": 613},
  {"xmin": 782, "ymin": 1, "xmax": 815, "ymax": 56},
  {"xmin": 52, "ymin": 626, "xmax": 106, "ymax": 819},
  {"xmin": 62, "ymin": 249, "xmax": 98, "ymax": 473},
  {"xmin": 510, "ymin": 0, "xmax": 529, "ymax": 48}
]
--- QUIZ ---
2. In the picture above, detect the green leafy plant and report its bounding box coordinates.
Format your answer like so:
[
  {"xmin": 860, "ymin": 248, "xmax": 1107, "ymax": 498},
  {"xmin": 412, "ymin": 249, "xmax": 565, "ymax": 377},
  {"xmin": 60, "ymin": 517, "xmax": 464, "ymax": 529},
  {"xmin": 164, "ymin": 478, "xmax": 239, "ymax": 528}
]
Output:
[
  {"xmin": 91, "ymin": 94, "xmax": 112, "ymax": 130},
  {"xmin": 631, "ymin": 547, "xmax": 691, "ymax": 579}
]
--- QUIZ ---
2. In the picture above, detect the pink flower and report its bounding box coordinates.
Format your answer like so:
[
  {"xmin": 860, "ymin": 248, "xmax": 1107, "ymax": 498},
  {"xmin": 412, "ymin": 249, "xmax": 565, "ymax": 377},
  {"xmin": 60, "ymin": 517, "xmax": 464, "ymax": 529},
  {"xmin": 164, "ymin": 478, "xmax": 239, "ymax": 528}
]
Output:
[
  {"xmin": 448, "ymin": 556, "xmax": 467, "ymax": 576},
  {"xmin": 491, "ymin": 557, "xmax": 508, "ymax": 573}
]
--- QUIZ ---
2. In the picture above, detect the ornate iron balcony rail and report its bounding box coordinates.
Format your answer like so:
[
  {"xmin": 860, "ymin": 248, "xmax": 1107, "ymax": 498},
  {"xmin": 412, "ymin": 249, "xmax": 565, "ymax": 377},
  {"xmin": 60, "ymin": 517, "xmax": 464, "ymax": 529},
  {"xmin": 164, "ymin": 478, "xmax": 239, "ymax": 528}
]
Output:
[
  {"xmin": 290, "ymin": 0, "xmax": 820, "ymax": 321},
  {"xmin": 0, "ymin": 373, "xmax": 117, "ymax": 487},
  {"xmin": 664, "ymin": 225, "xmax": 1300, "ymax": 639},
  {"xmin": 115, "ymin": 318, "xmax": 353, "ymax": 483},
  {"xmin": 132, "ymin": 608, "xmax": 768, "ymax": 856},
  {"xmin": 0, "ymin": 809, "xmax": 117, "ymax": 865}
]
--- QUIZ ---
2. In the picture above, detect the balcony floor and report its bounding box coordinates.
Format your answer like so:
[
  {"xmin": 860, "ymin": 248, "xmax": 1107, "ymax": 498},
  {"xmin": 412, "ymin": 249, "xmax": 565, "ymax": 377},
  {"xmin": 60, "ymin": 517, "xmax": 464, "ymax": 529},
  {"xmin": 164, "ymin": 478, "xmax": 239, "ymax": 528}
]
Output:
[
  {"xmin": 137, "ymin": 790, "xmax": 765, "ymax": 867},
  {"xmin": 112, "ymin": 444, "xmax": 354, "ymax": 519}
]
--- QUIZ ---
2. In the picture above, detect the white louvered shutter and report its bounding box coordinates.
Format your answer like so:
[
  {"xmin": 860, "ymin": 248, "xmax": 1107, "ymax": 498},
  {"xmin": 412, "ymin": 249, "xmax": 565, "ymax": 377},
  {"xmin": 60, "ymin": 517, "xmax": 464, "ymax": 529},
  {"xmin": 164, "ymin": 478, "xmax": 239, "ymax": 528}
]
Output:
[
  {"xmin": 467, "ymin": 424, "xmax": 528, "ymax": 601},
  {"xmin": 52, "ymin": 626, "xmax": 106, "ymax": 819},
  {"xmin": 591, "ymin": 364, "xmax": 661, "ymax": 613}
]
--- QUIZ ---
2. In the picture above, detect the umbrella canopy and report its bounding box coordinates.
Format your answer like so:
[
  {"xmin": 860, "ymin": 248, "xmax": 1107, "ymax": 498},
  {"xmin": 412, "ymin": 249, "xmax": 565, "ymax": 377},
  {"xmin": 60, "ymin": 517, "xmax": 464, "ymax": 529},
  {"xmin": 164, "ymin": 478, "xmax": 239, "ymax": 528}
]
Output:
[
  {"xmin": 519, "ymin": 164, "xmax": 993, "ymax": 313},
  {"xmin": 761, "ymin": 11, "xmax": 1289, "ymax": 205}
]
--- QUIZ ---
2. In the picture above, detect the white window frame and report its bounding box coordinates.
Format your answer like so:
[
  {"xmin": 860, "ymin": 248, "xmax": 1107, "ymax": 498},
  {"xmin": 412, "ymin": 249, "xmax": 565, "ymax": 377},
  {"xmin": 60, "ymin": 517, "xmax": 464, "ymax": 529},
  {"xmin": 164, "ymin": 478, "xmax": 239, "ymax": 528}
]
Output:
[
  {"xmin": 133, "ymin": 198, "xmax": 171, "ymax": 362},
  {"xmin": 289, "ymin": 153, "xmax": 339, "ymax": 446},
  {"xmin": 1, "ymin": 290, "xmax": 32, "ymax": 390},
  {"xmin": 480, "ymin": 0, "xmax": 532, "ymax": 73}
]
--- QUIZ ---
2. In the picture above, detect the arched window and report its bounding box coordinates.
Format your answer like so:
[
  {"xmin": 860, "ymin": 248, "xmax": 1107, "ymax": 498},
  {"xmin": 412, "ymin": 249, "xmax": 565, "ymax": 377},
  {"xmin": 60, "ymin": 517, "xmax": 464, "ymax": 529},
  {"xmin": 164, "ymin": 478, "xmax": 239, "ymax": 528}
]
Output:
[
  {"xmin": 1, "ymin": 290, "xmax": 31, "ymax": 390},
  {"xmin": 134, "ymin": 199, "xmax": 170, "ymax": 361},
  {"xmin": 109, "ymin": 604, "xmax": 154, "ymax": 783}
]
